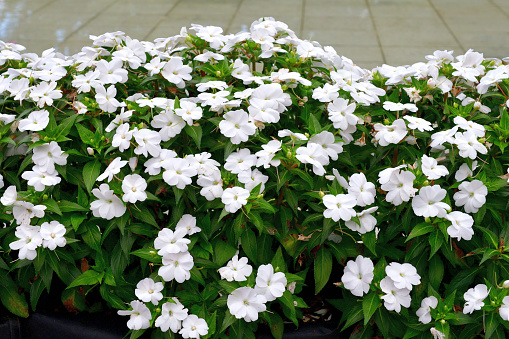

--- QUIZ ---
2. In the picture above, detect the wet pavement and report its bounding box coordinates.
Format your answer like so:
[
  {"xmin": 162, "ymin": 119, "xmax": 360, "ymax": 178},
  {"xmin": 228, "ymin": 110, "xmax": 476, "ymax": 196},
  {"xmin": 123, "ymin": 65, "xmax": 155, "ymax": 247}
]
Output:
[{"xmin": 1, "ymin": 0, "xmax": 508, "ymax": 69}]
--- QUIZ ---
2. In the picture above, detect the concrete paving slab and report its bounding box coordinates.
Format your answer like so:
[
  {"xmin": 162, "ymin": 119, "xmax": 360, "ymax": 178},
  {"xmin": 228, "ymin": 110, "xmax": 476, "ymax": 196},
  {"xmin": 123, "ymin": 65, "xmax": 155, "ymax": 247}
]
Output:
[{"xmin": 383, "ymin": 45, "xmax": 464, "ymax": 66}]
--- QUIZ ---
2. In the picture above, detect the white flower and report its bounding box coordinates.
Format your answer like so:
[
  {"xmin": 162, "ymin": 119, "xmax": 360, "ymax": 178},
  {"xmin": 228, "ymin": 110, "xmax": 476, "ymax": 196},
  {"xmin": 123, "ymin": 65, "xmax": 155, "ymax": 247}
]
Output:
[
  {"xmin": 224, "ymin": 148, "xmax": 257, "ymax": 174},
  {"xmin": 162, "ymin": 158, "xmax": 198, "ymax": 190},
  {"xmin": 218, "ymin": 255, "xmax": 253, "ymax": 282},
  {"xmin": 95, "ymin": 85, "xmax": 121, "ymax": 113},
  {"xmin": 341, "ymin": 255, "xmax": 374, "ymax": 297},
  {"xmin": 219, "ymin": 109, "xmax": 256, "ymax": 144},
  {"xmin": 90, "ymin": 183, "xmax": 126, "ymax": 220},
  {"xmin": 135, "ymin": 278, "xmax": 164, "ymax": 305},
  {"xmin": 179, "ymin": 314, "xmax": 209, "ymax": 339},
  {"xmin": 175, "ymin": 214, "xmax": 201, "ymax": 236},
  {"xmin": 155, "ymin": 298, "xmax": 188, "ymax": 333},
  {"xmin": 373, "ymin": 119, "xmax": 408, "ymax": 146},
  {"xmin": 117, "ymin": 300, "xmax": 152, "ymax": 330},
  {"xmin": 412, "ymin": 185, "xmax": 451, "ymax": 218},
  {"xmin": 122, "ymin": 174, "xmax": 147, "ymax": 203},
  {"xmin": 40, "ymin": 221, "xmax": 66, "ymax": 250},
  {"xmin": 97, "ymin": 157, "xmax": 128, "ymax": 182},
  {"xmin": 345, "ymin": 207, "xmax": 378, "ymax": 234},
  {"xmin": 446, "ymin": 211, "xmax": 474, "ymax": 241},
  {"xmin": 463, "ymin": 284, "xmax": 489, "ymax": 314},
  {"xmin": 430, "ymin": 327, "xmax": 446, "ymax": 339},
  {"xmin": 160, "ymin": 57, "xmax": 192, "ymax": 88},
  {"xmin": 238, "ymin": 168, "xmax": 269, "ymax": 192},
  {"xmin": 499, "ymin": 296, "xmax": 509, "ymax": 321},
  {"xmin": 18, "ymin": 109, "xmax": 50, "ymax": 132},
  {"xmin": 455, "ymin": 161, "xmax": 477, "ymax": 182},
  {"xmin": 21, "ymin": 166, "xmax": 61, "ymax": 191},
  {"xmin": 454, "ymin": 131, "xmax": 487, "ymax": 160},
  {"xmin": 133, "ymin": 128, "xmax": 162, "ymax": 157},
  {"xmin": 174, "ymin": 100, "xmax": 203, "ymax": 125},
  {"xmin": 454, "ymin": 116, "xmax": 485, "ymax": 137},
  {"xmin": 453, "ymin": 179, "xmax": 487, "ymax": 213},
  {"xmin": 227, "ymin": 287, "xmax": 267, "ymax": 322},
  {"xmin": 385, "ymin": 262, "xmax": 421, "ymax": 290},
  {"xmin": 112, "ymin": 123, "xmax": 133, "ymax": 151},
  {"xmin": 32, "ymin": 141, "xmax": 68, "ymax": 173},
  {"xmin": 13, "ymin": 202, "xmax": 46, "ymax": 226},
  {"xmin": 1, "ymin": 185, "xmax": 17, "ymax": 206},
  {"xmin": 159, "ymin": 251, "xmax": 194, "ymax": 283},
  {"xmin": 295, "ymin": 143, "xmax": 328, "ymax": 176},
  {"xmin": 403, "ymin": 116, "xmax": 433, "ymax": 132},
  {"xmin": 381, "ymin": 170, "xmax": 417, "ymax": 206},
  {"xmin": 255, "ymin": 264, "xmax": 287, "ymax": 302},
  {"xmin": 154, "ymin": 228, "xmax": 190, "ymax": 256},
  {"xmin": 221, "ymin": 187, "xmax": 249, "ymax": 213},
  {"xmin": 9, "ymin": 225, "xmax": 42, "ymax": 260},
  {"xmin": 416, "ymin": 296, "xmax": 438, "ymax": 324},
  {"xmin": 322, "ymin": 194, "xmax": 357, "ymax": 222},
  {"xmin": 421, "ymin": 155, "xmax": 449, "ymax": 180},
  {"xmin": 347, "ymin": 173, "xmax": 376, "ymax": 207},
  {"xmin": 383, "ymin": 101, "xmax": 418, "ymax": 112},
  {"xmin": 380, "ymin": 277, "xmax": 411, "ymax": 313},
  {"xmin": 327, "ymin": 98, "xmax": 358, "ymax": 131}
]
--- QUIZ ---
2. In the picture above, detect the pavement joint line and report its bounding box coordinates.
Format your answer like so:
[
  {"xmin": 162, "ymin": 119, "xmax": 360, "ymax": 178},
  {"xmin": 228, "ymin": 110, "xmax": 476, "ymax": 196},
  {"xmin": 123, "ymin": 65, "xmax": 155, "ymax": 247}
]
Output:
[
  {"xmin": 58, "ymin": 0, "xmax": 121, "ymax": 46},
  {"xmin": 426, "ymin": 0, "xmax": 464, "ymax": 53},
  {"xmin": 142, "ymin": 0, "xmax": 183, "ymax": 41},
  {"xmin": 488, "ymin": 0, "xmax": 509, "ymax": 20},
  {"xmin": 364, "ymin": 0, "xmax": 386, "ymax": 65},
  {"xmin": 33, "ymin": 0, "xmax": 59, "ymax": 15},
  {"xmin": 225, "ymin": 0, "xmax": 244, "ymax": 34}
]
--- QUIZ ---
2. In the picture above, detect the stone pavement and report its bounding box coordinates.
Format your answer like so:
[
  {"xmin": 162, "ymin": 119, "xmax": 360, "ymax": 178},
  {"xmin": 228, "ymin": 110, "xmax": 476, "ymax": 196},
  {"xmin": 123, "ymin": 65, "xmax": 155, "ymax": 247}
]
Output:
[{"xmin": 1, "ymin": 0, "xmax": 509, "ymax": 69}]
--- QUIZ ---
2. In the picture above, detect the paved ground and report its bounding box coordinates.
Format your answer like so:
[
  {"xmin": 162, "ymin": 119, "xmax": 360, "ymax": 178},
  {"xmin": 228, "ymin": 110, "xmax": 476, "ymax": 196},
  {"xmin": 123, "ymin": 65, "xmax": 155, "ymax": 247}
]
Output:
[{"xmin": 1, "ymin": 0, "xmax": 509, "ymax": 69}]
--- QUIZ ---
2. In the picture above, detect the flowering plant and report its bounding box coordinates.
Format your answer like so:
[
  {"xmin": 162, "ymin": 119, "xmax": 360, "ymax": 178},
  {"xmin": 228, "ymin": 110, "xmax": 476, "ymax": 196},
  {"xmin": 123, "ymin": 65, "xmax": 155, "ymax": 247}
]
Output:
[{"xmin": 0, "ymin": 17, "xmax": 508, "ymax": 339}]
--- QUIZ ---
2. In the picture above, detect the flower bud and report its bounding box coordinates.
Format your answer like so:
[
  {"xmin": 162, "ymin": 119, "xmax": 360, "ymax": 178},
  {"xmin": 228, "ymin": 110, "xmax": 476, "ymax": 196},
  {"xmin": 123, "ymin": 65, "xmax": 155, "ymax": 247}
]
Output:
[
  {"xmin": 281, "ymin": 84, "xmax": 288, "ymax": 91},
  {"xmin": 286, "ymin": 150, "xmax": 292, "ymax": 159},
  {"xmin": 87, "ymin": 147, "xmax": 94, "ymax": 155},
  {"xmin": 474, "ymin": 101, "xmax": 481, "ymax": 110},
  {"xmin": 440, "ymin": 319, "xmax": 446, "ymax": 324},
  {"xmin": 427, "ymin": 78, "xmax": 436, "ymax": 88},
  {"xmin": 503, "ymin": 280, "xmax": 509, "ymax": 288},
  {"xmin": 318, "ymin": 191, "xmax": 325, "ymax": 198},
  {"xmin": 215, "ymin": 70, "xmax": 222, "ymax": 77}
]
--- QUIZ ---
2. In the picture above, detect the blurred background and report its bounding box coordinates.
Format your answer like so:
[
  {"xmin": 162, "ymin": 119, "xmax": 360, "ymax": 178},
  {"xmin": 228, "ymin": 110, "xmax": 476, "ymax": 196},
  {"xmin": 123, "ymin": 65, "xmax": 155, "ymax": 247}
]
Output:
[{"xmin": 1, "ymin": 0, "xmax": 509, "ymax": 69}]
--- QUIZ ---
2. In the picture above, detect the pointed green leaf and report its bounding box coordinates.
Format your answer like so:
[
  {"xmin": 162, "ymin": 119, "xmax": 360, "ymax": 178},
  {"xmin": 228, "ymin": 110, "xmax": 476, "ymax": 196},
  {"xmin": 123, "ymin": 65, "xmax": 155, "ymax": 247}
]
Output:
[
  {"xmin": 184, "ymin": 124, "xmax": 202, "ymax": 149},
  {"xmin": 314, "ymin": 247, "xmax": 332, "ymax": 294},
  {"xmin": 83, "ymin": 159, "xmax": 101, "ymax": 192},
  {"xmin": 362, "ymin": 292, "xmax": 381, "ymax": 325},
  {"xmin": 406, "ymin": 222, "xmax": 435, "ymax": 242}
]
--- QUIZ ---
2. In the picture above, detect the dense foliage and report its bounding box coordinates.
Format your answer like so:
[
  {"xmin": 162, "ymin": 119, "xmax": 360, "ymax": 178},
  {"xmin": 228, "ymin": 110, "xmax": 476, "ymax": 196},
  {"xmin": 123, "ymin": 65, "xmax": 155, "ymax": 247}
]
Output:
[{"xmin": 0, "ymin": 17, "xmax": 508, "ymax": 339}]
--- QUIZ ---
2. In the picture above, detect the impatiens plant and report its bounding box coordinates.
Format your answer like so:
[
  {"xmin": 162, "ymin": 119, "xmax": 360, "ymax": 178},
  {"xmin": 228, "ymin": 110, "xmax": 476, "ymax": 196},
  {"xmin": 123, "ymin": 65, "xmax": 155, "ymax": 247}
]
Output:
[{"xmin": 0, "ymin": 16, "xmax": 509, "ymax": 339}]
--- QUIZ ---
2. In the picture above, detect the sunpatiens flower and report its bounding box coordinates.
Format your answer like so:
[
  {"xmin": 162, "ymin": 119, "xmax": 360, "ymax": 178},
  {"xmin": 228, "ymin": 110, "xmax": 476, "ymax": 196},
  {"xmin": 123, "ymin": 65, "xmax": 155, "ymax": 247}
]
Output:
[
  {"xmin": 254, "ymin": 264, "xmax": 287, "ymax": 302},
  {"xmin": 347, "ymin": 173, "xmax": 376, "ymax": 207},
  {"xmin": 421, "ymin": 155, "xmax": 449, "ymax": 180},
  {"xmin": 154, "ymin": 228, "xmax": 190, "ymax": 256},
  {"xmin": 219, "ymin": 255, "xmax": 253, "ymax": 282},
  {"xmin": 416, "ymin": 296, "xmax": 438, "ymax": 324},
  {"xmin": 227, "ymin": 287, "xmax": 267, "ymax": 322},
  {"xmin": 179, "ymin": 314, "xmax": 209, "ymax": 339},
  {"xmin": 117, "ymin": 300, "xmax": 152, "ymax": 330},
  {"xmin": 174, "ymin": 100, "xmax": 203, "ymax": 125},
  {"xmin": 0, "ymin": 185, "xmax": 17, "ymax": 206},
  {"xmin": 40, "ymin": 221, "xmax": 66, "ymax": 250},
  {"xmin": 13, "ymin": 201, "xmax": 46, "ymax": 226},
  {"xmin": 341, "ymin": 255, "xmax": 374, "ymax": 297},
  {"xmin": 18, "ymin": 109, "xmax": 49, "ymax": 132},
  {"xmin": 112, "ymin": 123, "xmax": 134, "ymax": 152},
  {"xmin": 322, "ymin": 193, "xmax": 357, "ymax": 222},
  {"xmin": 453, "ymin": 179, "xmax": 487, "ymax": 213},
  {"xmin": 9, "ymin": 225, "xmax": 42, "ymax": 260},
  {"xmin": 155, "ymin": 298, "xmax": 188, "ymax": 333},
  {"xmin": 133, "ymin": 128, "xmax": 162, "ymax": 157},
  {"xmin": 95, "ymin": 85, "xmax": 121, "ymax": 113},
  {"xmin": 159, "ymin": 251, "xmax": 194, "ymax": 283},
  {"xmin": 175, "ymin": 214, "xmax": 201, "ymax": 235},
  {"xmin": 381, "ymin": 169, "xmax": 417, "ymax": 206},
  {"xmin": 455, "ymin": 161, "xmax": 477, "ymax": 182},
  {"xmin": 122, "ymin": 174, "xmax": 148, "ymax": 203},
  {"xmin": 90, "ymin": 183, "xmax": 126, "ymax": 220},
  {"xmin": 345, "ymin": 207, "xmax": 378, "ymax": 234},
  {"xmin": 373, "ymin": 119, "xmax": 408, "ymax": 146},
  {"xmin": 221, "ymin": 186, "xmax": 249, "ymax": 213},
  {"xmin": 97, "ymin": 157, "xmax": 128, "ymax": 182},
  {"xmin": 135, "ymin": 278, "xmax": 164, "ymax": 305},
  {"xmin": 446, "ymin": 211, "xmax": 474, "ymax": 241},
  {"xmin": 463, "ymin": 284, "xmax": 489, "ymax": 314},
  {"xmin": 380, "ymin": 277, "xmax": 411, "ymax": 313},
  {"xmin": 499, "ymin": 296, "xmax": 509, "ymax": 321},
  {"xmin": 327, "ymin": 98, "xmax": 358, "ymax": 131},
  {"xmin": 162, "ymin": 157, "xmax": 198, "ymax": 189},
  {"xmin": 219, "ymin": 109, "xmax": 256, "ymax": 144},
  {"xmin": 412, "ymin": 185, "xmax": 451, "ymax": 218},
  {"xmin": 385, "ymin": 262, "xmax": 421, "ymax": 290},
  {"xmin": 32, "ymin": 141, "xmax": 68, "ymax": 173},
  {"xmin": 21, "ymin": 166, "xmax": 61, "ymax": 191},
  {"xmin": 454, "ymin": 131, "xmax": 487, "ymax": 160},
  {"xmin": 383, "ymin": 101, "xmax": 418, "ymax": 112},
  {"xmin": 224, "ymin": 148, "xmax": 257, "ymax": 174},
  {"xmin": 160, "ymin": 57, "xmax": 192, "ymax": 88}
]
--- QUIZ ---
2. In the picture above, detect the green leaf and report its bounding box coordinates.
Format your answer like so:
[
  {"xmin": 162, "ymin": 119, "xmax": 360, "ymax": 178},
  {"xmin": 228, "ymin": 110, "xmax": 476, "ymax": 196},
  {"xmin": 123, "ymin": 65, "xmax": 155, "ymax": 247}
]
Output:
[
  {"xmin": 75, "ymin": 123, "xmax": 95, "ymax": 145},
  {"xmin": 290, "ymin": 168, "xmax": 314, "ymax": 189},
  {"xmin": 241, "ymin": 229, "xmax": 258, "ymax": 265},
  {"xmin": 67, "ymin": 270, "xmax": 103, "ymax": 289},
  {"xmin": 314, "ymin": 247, "xmax": 332, "ymax": 294},
  {"xmin": 428, "ymin": 230, "xmax": 444, "ymax": 259},
  {"xmin": 480, "ymin": 249, "xmax": 501, "ymax": 265},
  {"xmin": 429, "ymin": 255, "xmax": 444, "ymax": 290},
  {"xmin": 252, "ymin": 198, "xmax": 276, "ymax": 214},
  {"xmin": 0, "ymin": 272, "xmax": 29, "ymax": 318},
  {"xmin": 308, "ymin": 113, "xmax": 321, "ymax": 134},
  {"xmin": 130, "ymin": 247, "xmax": 162, "ymax": 264},
  {"xmin": 477, "ymin": 226, "xmax": 499, "ymax": 248},
  {"xmin": 362, "ymin": 231, "xmax": 377, "ymax": 255},
  {"xmin": 81, "ymin": 222, "xmax": 102, "ymax": 252},
  {"xmin": 59, "ymin": 200, "xmax": 89, "ymax": 212},
  {"xmin": 219, "ymin": 310, "xmax": 236, "ymax": 333},
  {"xmin": 213, "ymin": 239, "xmax": 237, "ymax": 266},
  {"xmin": 278, "ymin": 290, "xmax": 298, "ymax": 326},
  {"xmin": 266, "ymin": 312, "xmax": 284, "ymax": 339},
  {"xmin": 83, "ymin": 159, "xmax": 101, "ymax": 192},
  {"xmin": 406, "ymin": 222, "xmax": 435, "ymax": 242},
  {"xmin": 41, "ymin": 198, "xmax": 62, "ymax": 216},
  {"xmin": 501, "ymin": 108, "xmax": 509, "ymax": 131},
  {"xmin": 342, "ymin": 303, "xmax": 363, "ymax": 331},
  {"xmin": 184, "ymin": 124, "xmax": 202, "ymax": 149},
  {"xmin": 30, "ymin": 277, "xmax": 46, "ymax": 311},
  {"xmin": 61, "ymin": 287, "xmax": 87, "ymax": 312},
  {"xmin": 131, "ymin": 205, "xmax": 158, "ymax": 227},
  {"xmin": 362, "ymin": 292, "xmax": 381, "ymax": 325},
  {"xmin": 52, "ymin": 114, "xmax": 78, "ymax": 140}
]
